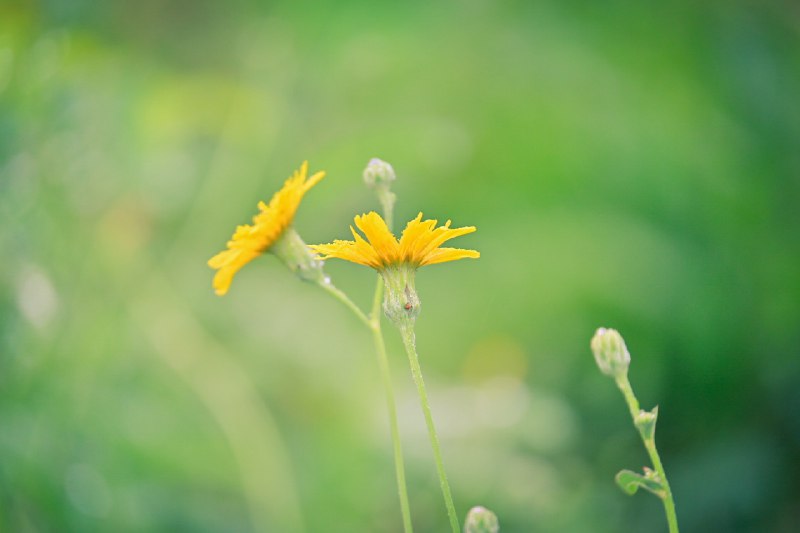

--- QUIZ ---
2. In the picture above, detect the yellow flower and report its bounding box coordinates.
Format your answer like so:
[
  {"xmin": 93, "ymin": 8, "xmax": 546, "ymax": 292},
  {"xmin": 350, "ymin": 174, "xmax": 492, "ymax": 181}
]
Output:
[
  {"xmin": 208, "ymin": 161, "xmax": 325, "ymax": 296},
  {"xmin": 312, "ymin": 211, "xmax": 478, "ymax": 325},
  {"xmin": 311, "ymin": 211, "xmax": 479, "ymax": 270}
]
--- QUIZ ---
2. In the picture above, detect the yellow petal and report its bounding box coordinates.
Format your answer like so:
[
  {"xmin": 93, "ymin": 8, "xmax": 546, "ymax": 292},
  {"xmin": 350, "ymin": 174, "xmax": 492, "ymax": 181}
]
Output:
[
  {"xmin": 420, "ymin": 247, "xmax": 480, "ymax": 266},
  {"xmin": 311, "ymin": 211, "xmax": 478, "ymax": 270}
]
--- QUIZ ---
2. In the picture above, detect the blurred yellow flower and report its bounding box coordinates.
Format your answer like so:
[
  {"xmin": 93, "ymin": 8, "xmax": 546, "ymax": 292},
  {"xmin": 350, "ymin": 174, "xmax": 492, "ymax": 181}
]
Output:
[
  {"xmin": 311, "ymin": 211, "xmax": 479, "ymax": 270},
  {"xmin": 208, "ymin": 161, "xmax": 325, "ymax": 295}
]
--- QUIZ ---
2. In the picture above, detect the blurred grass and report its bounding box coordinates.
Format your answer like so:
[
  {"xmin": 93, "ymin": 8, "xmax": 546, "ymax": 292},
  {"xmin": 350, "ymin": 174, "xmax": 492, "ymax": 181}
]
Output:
[{"xmin": 2, "ymin": 1, "xmax": 799, "ymax": 531}]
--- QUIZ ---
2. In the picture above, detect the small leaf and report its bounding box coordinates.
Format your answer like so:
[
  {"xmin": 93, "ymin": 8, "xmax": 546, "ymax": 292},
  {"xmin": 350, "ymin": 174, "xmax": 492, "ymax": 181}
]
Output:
[
  {"xmin": 615, "ymin": 469, "xmax": 665, "ymax": 498},
  {"xmin": 634, "ymin": 406, "xmax": 658, "ymax": 441}
]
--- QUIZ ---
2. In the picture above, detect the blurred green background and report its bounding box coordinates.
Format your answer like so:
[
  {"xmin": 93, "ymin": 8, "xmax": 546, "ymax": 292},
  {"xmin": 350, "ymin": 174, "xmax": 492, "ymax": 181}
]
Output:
[{"xmin": 2, "ymin": 1, "xmax": 799, "ymax": 531}]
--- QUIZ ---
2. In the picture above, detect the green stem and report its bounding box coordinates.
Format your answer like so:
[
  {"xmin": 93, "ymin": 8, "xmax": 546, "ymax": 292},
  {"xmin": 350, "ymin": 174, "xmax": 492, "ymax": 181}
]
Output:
[
  {"xmin": 376, "ymin": 184, "xmax": 395, "ymax": 231},
  {"xmin": 399, "ymin": 322, "xmax": 460, "ymax": 533},
  {"xmin": 369, "ymin": 276, "xmax": 414, "ymax": 533},
  {"xmin": 317, "ymin": 280, "xmax": 371, "ymax": 327},
  {"xmin": 317, "ymin": 278, "xmax": 413, "ymax": 533},
  {"xmin": 616, "ymin": 375, "xmax": 679, "ymax": 533}
]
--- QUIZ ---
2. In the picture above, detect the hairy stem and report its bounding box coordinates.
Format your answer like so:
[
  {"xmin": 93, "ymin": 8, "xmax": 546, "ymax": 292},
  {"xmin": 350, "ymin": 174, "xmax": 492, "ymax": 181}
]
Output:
[
  {"xmin": 399, "ymin": 322, "xmax": 460, "ymax": 533},
  {"xmin": 370, "ymin": 276, "xmax": 413, "ymax": 533}
]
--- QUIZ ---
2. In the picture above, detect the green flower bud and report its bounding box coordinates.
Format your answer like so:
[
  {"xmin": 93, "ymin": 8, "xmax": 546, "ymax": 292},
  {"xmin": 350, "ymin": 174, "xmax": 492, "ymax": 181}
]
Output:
[
  {"xmin": 464, "ymin": 506, "xmax": 499, "ymax": 533},
  {"xmin": 363, "ymin": 158, "xmax": 396, "ymax": 187},
  {"xmin": 271, "ymin": 226, "xmax": 326, "ymax": 284},
  {"xmin": 363, "ymin": 158, "xmax": 397, "ymax": 230},
  {"xmin": 590, "ymin": 327, "xmax": 631, "ymax": 378}
]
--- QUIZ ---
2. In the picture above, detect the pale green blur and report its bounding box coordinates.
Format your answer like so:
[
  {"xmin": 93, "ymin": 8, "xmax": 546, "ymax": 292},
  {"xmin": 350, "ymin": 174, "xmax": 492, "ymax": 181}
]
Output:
[{"xmin": 1, "ymin": 2, "xmax": 798, "ymax": 532}]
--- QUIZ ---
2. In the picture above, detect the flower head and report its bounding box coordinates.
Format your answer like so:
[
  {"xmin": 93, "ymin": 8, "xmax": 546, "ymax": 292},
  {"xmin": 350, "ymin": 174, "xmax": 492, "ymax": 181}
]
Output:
[
  {"xmin": 208, "ymin": 161, "xmax": 325, "ymax": 295},
  {"xmin": 311, "ymin": 211, "xmax": 478, "ymax": 325},
  {"xmin": 310, "ymin": 211, "xmax": 479, "ymax": 270}
]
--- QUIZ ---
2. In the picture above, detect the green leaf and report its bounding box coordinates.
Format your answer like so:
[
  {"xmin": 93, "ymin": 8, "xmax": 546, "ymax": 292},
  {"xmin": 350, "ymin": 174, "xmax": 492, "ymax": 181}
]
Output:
[
  {"xmin": 615, "ymin": 469, "xmax": 665, "ymax": 498},
  {"xmin": 634, "ymin": 406, "xmax": 658, "ymax": 441}
]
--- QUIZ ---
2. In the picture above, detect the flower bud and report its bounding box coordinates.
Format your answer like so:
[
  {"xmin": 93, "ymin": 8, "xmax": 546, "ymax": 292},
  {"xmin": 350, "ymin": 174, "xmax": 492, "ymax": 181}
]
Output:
[
  {"xmin": 590, "ymin": 327, "xmax": 631, "ymax": 378},
  {"xmin": 464, "ymin": 506, "xmax": 499, "ymax": 533},
  {"xmin": 362, "ymin": 158, "xmax": 397, "ymax": 230},
  {"xmin": 363, "ymin": 158, "xmax": 396, "ymax": 187}
]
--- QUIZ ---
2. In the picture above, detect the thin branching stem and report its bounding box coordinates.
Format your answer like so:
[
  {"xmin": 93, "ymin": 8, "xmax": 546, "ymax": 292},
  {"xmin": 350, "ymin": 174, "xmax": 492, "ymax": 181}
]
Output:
[
  {"xmin": 369, "ymin": 276, "xmax": 414, "ymax": 533},
  {"xmin": 317, "ymin": 278, "xmax": 413, "ymax": 533},
  {"xmin": 317, "ymin": 281, "xmax": 370, "ymax": 327},
  {"xmin": 616, "ymin": 375, "xmax": 679, "ymax": 533}
]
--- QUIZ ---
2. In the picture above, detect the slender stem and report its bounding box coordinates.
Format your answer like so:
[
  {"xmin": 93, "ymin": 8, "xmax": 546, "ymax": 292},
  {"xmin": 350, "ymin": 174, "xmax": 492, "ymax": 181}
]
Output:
[
  {"xmin": 398, "ymin": 322, "xmax": 460, "ymax": 533},
  {"xmin": 615, "ymin": 375, "xmax": 640, "ymax": 419},
  {"xmin": 376, "ymin": 184, "xmax": 395, "ymax": 232},
  {"xmin": 616, "ymin": 375, "xmax": 679, "ymax": 533},
  {"xmin": 316, "ymin": 277, "xmax": 413, "ymax": 533},
  {"xmin": 317, "ymin": 280, "xmax": 371, "ymax": 327},
  {"xmin": 369, "ymin": 276, "xmax": 414, "ymax": 533},
  {"xmin": 644, "ymin": 440, "xmax": 679, "ymax": 533},
  {"xmin": 371, "ymin": 271, "xmax": 384, "ymax": 319}
]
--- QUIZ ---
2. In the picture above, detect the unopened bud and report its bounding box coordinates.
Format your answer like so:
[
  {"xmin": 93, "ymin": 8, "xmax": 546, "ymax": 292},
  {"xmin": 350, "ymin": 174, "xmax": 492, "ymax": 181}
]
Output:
[
  {"xmin": 464, "ymin": 506, "xmax": 499, "ymax": 533},
  {"xmin": 590, "ymin": 327, "xmax": 631, "ymax": 378},
  {"xmin": 363, "ymin": 158, "xmax": 396, "ymax": 187},
  {"xmin": 362, "ymin": 158, "xmax": 397, "ymax": 230}
]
